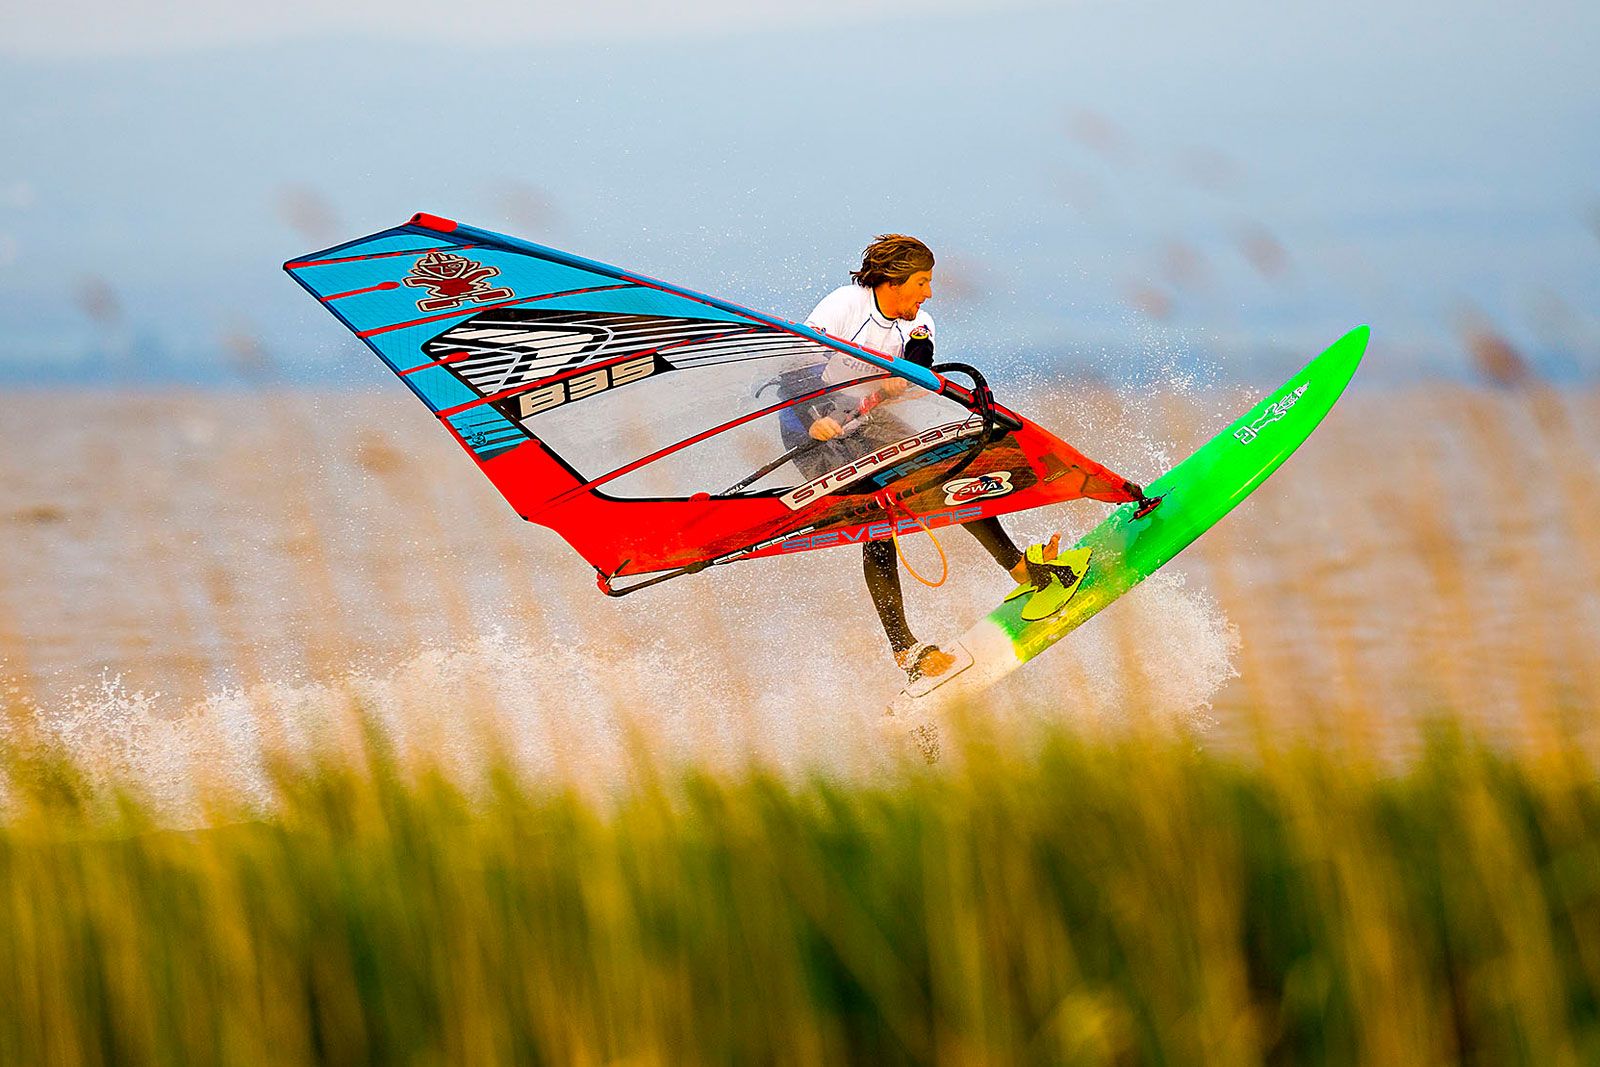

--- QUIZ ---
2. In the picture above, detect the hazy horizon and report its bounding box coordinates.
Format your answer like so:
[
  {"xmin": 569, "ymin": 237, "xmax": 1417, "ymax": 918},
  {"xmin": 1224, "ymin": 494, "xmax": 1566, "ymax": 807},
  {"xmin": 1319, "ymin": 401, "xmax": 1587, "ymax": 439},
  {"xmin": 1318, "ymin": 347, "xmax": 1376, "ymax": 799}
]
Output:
[{"xmin": 2, "ymin": 0, "xmax": 1597, "ymax": 386}]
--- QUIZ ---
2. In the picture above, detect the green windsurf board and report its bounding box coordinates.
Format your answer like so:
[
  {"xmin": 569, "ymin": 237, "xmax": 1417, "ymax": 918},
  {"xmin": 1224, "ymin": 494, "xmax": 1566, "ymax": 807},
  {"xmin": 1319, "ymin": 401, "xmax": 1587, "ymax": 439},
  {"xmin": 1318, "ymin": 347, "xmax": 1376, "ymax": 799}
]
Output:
[{"xmin": 887, "ymin": 325, "xmax": 1369, "ymax": 740}]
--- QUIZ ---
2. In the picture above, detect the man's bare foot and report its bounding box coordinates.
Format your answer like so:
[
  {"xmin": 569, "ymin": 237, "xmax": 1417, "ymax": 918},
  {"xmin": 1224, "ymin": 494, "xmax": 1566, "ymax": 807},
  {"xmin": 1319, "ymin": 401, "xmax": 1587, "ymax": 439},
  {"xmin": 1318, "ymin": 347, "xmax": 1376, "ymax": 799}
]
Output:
[
  {"xmin": 897, "ymin": 643, "xmax": 956, "ymax": 680},
  {"xmin": 1010, "ymin": 533, "xmax": 1060, "ymax": 583}
]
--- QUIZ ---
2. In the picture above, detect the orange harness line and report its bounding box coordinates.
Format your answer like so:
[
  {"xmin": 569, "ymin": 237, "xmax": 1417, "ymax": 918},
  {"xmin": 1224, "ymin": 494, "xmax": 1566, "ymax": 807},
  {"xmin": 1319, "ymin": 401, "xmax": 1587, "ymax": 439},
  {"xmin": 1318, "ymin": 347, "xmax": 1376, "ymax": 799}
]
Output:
[{"xmin": 875, "ymin": 491, "xmax": 949, "ymax": 588}]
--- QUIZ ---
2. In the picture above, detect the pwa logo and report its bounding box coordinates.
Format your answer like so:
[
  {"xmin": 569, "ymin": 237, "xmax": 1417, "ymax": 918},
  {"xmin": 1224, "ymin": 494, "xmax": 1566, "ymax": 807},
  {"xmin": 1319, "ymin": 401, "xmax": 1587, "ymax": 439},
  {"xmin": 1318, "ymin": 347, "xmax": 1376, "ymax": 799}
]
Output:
[
  {"xmin": 404, "ymin": 251, "xmax": 514, "ymax": 312},
  {"xmin": 943, "ymin": 471, "xmax": 1013, "ymax": 506}
]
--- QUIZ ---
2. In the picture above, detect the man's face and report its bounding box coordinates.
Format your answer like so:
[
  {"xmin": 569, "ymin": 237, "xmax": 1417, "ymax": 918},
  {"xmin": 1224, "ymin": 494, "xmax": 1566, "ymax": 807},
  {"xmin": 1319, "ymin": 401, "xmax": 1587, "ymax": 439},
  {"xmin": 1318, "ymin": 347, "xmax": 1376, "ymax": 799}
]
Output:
[{"xmin": 881, "ymin": 270, "xmax": 934, "ymax": 320}]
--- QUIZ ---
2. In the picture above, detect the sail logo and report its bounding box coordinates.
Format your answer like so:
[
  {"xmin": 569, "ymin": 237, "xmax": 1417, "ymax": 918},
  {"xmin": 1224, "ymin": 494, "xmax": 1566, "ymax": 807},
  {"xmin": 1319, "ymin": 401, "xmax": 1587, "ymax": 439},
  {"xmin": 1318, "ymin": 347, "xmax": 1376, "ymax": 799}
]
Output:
[
  {"xmin": 943, "ymin": 471, "xmax": 1013, "ymax": 505},
  {"xmin": 510, "ymin": 353, "xmax": 661, "ymax": 420},
  {"xmin": 869, "ymin": 439, "xmax": 971, "ymax": 488},
  {"xmin": 404, "ymin": 251, "xmax": 515, "ymax": 312},
  {"xmin": 780, "ymin": 418, "xmax": 986, "ymax": 511},
  {"xmin": 778, "ymin": 506, "xmax": 984, "ymax": 552},
  {"xmin": 1233, "ymin": 384, "xmax": 1309, "ymax": 445}
]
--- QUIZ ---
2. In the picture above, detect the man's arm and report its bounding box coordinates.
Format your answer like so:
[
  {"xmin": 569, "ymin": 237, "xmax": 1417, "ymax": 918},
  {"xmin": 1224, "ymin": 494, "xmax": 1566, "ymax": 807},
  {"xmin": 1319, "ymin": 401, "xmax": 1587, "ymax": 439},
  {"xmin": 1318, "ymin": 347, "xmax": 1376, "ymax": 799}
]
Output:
[
  {"xmin": 800, "ymin": 288, "xmax": 923, "ymax": 439},
  {"xmin": 802, "ymin": 287, "xmax": 859, "ymax": 440}
]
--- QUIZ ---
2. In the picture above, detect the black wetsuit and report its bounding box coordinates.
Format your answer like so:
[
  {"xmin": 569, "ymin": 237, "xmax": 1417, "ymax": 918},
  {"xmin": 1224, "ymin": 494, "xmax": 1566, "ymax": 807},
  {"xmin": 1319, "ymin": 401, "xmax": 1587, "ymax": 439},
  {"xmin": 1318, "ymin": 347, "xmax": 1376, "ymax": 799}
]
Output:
[{"xmin": 864, "ymin": 513, "xmax": 1022, "ymax": 657}]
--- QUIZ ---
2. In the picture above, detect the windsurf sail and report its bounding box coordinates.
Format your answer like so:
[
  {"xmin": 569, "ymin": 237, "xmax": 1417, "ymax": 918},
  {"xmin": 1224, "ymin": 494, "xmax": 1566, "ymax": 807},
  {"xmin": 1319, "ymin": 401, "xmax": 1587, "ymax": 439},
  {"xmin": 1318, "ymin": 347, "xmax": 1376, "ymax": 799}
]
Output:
[{"xmin": 284, "ymin": 214, "xmax": 1140, "ymax": 594}]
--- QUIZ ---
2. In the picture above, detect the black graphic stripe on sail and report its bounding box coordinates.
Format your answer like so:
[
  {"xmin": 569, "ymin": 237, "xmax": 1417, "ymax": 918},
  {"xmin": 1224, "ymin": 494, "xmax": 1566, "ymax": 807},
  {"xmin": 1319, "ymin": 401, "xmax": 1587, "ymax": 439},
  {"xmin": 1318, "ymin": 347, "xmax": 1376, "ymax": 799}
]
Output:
[{"xmin": 421, "ymin": 309, "xmax": 833, "ymax": 400}]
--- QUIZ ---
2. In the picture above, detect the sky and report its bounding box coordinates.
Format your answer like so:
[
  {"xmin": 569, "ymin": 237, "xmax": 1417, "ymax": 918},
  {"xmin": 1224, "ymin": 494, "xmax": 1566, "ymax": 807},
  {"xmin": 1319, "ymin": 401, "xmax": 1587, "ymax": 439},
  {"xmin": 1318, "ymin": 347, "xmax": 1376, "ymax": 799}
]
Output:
[
  {"xmin": 2, "ymin": 0, "xmax": 1047, "ymax": 56},
  {"xmin": 1, "ymin": 0, "xmax": 1598, "ymax": 385}
]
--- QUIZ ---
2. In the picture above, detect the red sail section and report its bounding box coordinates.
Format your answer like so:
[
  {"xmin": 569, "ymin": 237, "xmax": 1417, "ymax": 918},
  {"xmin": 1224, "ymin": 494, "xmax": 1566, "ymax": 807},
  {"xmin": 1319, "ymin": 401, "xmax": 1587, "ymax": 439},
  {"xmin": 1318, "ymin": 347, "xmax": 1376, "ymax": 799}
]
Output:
[{"xmin": 474, "ymin": 401, "xmax": 1137, "ymax": 577}]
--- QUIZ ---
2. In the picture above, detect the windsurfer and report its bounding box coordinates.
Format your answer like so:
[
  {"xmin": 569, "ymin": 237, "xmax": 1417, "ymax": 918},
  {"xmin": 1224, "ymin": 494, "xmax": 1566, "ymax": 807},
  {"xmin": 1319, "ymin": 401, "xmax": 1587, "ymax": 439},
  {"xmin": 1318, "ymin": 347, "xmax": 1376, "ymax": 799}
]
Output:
[{"xmin": 800, "ymin": 234, "xmax": 1064, "ymax": 682}]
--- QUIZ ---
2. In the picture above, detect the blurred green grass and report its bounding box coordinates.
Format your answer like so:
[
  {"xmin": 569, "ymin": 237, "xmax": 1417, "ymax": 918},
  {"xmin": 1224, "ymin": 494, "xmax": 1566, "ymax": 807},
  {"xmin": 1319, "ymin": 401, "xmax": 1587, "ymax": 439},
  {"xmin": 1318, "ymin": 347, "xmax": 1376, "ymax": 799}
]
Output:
[{"xmin": 2, "ymin": 717, "xmax": 1598, "ymax": 1066}]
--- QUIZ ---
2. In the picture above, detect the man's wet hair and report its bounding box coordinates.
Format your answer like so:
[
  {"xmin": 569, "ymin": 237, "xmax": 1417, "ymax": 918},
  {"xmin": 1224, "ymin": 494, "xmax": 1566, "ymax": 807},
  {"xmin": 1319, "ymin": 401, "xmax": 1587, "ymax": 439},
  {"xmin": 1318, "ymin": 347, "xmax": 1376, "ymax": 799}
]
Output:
[{"xmin": 851, "ymin": 234, "xmax": 935, "ymax": 288}]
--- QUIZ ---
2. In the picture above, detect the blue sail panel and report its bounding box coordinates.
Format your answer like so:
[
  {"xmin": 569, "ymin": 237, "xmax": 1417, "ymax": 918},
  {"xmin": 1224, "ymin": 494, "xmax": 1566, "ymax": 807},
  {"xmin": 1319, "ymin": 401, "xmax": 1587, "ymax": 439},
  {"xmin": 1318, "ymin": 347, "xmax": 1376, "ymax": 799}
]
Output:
[{"xmin": 284, "ymin": 213, "xmax": 964, "ymax": 496}]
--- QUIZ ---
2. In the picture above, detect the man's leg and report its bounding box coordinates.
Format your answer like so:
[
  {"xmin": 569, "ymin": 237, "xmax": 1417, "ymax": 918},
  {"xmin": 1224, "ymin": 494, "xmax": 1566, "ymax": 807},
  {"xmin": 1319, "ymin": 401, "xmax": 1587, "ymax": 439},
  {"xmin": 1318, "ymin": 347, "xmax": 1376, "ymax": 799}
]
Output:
[
  {"xmin": 864, "ymin": 540, "xmax": 957, "ymax": 677},
  {"xmin": 964, "ymin": 516, "xmax": 1024, "ymax": 573},
  {"xmin": 965, "ymin": 516, "xmax": 1058, "ymax": 583},
  {"xmin": 863, "ymin": 539, "xmax": 915, "ymax": 656}
]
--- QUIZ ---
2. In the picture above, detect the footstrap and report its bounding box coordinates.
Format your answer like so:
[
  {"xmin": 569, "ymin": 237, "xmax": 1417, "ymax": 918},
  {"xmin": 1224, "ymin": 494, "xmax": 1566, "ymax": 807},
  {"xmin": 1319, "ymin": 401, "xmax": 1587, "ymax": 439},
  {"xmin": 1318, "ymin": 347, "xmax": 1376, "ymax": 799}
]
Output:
[
  {"xmin": 875, "ymin": 491, "xmax": 949, "ymax": 588},
  {"xmin": 897, "ymin": 641, "xmax": 940, "ymax": 681},
  {"xmin": 1023, "ymin": 541, "xmax": 1080, "ymax": 589}
]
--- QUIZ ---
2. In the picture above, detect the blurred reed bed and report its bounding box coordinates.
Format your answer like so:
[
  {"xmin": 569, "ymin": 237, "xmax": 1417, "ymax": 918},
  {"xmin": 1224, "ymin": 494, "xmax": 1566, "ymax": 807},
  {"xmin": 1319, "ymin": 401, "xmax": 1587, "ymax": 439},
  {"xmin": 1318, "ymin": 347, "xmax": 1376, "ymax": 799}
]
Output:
[{"xmin": 1, "ymin": 710, "xmax": 1598, "ymax": 1065}]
